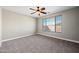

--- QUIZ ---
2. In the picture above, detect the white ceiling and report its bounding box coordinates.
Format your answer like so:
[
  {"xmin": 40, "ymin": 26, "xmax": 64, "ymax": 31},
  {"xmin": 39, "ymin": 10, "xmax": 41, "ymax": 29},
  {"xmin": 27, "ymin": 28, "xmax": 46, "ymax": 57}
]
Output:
[{"xmin": 1, "ymin": 6, "xmax": 76, "ymax": 18}]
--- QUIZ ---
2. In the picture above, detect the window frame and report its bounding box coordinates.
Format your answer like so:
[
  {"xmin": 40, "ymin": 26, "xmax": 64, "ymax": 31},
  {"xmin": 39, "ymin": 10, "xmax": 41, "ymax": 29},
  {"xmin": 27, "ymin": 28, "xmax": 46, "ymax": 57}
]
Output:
[{"xmin": 42, "ymin": 15, "xmax": 62, "ymax": 33}]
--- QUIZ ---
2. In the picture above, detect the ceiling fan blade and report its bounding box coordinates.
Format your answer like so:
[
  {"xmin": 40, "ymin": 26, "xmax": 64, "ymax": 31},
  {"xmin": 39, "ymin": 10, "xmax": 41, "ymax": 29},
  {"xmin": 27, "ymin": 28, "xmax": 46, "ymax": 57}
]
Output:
[
  {"xmin": 41, "ymin": 12, "xmax": 47, "ymax": 14},
  {"xmin": 29, "ymin": 8, "xmax": 36, "ymax": 11},
  {"xmin": 31, "ymin": 12, "xmax": 36, "ymax": 14},
  {"xmin": 41, "ymin": 7, "xmax": 45, "ymax": 10}
]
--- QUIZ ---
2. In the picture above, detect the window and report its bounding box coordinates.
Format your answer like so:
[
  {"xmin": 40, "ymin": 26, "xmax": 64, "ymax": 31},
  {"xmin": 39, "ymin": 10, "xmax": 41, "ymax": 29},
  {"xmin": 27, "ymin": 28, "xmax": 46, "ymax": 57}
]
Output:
[
  {"xmin": 55, "ymin": 15, "xmax": 62, "ymax": 32},
  {"xmin": 42, "ymin": 15, "xmax": 62, "ymax": 32},
  {"xmin": 42, "ymin": 18, "xmax": 55, "ymax": 32}
]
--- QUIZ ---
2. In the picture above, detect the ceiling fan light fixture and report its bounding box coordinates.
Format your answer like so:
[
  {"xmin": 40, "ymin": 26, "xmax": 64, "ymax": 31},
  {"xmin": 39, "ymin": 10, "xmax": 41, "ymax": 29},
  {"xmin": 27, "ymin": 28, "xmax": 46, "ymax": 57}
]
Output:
[{"xmin": 29, "ymin": 6, "xmax": 48, "ymax": 16}]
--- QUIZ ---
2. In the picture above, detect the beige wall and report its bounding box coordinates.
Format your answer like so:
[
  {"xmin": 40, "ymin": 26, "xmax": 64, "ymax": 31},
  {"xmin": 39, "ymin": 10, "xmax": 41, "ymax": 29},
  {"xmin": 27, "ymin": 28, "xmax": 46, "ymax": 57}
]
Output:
[
  {"xmin": 0, "ymin": 8, "xmax": 2, "ymax": 40},
  {"xmin": 0, "ymin": 7, "xmax": 2, "ymax": 47},
  {"xmin": 37, "ymin": 7, "xmax": 79, "ymax": 41},
  {"xmin": 2, "ymin": 9, "xmax": 36, "ymax": 40}
]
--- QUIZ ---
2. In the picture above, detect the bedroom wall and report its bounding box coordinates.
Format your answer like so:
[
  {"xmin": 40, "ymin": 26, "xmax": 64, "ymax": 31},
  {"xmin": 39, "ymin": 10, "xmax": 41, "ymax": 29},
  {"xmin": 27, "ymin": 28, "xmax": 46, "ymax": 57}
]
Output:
[
  {"xmin": 37, "ymin": 7, "xmax": 79, "ymax": 41},
  {"xmin": 2, "ymin": 9, "xmax": 36, "ymax": 40},
  {"xmin": 0, "ymin": 8, "xmax": 2, "ymax": 46},
  {"xmin": 77, "ymin": 8, "xmax": 79, "ymax": 40}
]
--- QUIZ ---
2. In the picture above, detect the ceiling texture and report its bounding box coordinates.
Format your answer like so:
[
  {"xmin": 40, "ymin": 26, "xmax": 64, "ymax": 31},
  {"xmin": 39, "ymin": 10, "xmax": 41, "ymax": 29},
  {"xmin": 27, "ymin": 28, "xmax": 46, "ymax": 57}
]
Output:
[{"xmin": 1, "ymin": 6, "xmax": 76, "ymax": 18}]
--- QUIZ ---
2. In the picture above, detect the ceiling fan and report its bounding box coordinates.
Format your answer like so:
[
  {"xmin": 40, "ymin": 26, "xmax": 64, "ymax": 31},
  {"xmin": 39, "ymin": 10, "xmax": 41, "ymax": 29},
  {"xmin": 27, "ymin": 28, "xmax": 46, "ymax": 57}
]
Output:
[{"xmin": 29, "ymin": 6, "xmax": 48, "ymax": 16}]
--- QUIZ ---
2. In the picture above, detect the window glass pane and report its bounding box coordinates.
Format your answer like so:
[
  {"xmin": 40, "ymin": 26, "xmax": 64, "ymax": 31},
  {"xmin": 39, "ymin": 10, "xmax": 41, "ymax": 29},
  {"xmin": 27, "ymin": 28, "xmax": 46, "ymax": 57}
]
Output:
[
  {"xmin": 47, "ymin": 18, "xmax": 55, "ymax": 32},
  {"xmin": 55, "ymin": 15, "xmax": 62, "ymax": 32},
  {"xmin": 42, "ymin": 19, "xmax": 46, "ymax": 31},
  {"xmin": 42, "ymin": 18, "xmax": 55, "ymax": 32},
  {"xmin": 43, "ymin": 19, "xmax": 46, "ymax": 26}
]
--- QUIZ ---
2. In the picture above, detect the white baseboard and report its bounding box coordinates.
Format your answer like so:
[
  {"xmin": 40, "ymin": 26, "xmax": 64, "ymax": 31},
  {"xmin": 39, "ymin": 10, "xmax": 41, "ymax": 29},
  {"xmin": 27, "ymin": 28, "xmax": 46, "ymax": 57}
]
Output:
[
  {"xmin": 37, "ymin": 33, "xmax": 79, "ymax": 44},
  {"xmin": 1, "ymin": 34, "xmax": 34, "ymax": 43}
]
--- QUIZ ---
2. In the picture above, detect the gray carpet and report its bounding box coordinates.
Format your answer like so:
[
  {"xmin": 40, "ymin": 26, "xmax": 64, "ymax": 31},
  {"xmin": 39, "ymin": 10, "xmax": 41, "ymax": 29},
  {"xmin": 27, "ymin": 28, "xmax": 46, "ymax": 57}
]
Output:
[{"xmin": 0, "ymin": 34, "xmax": 79, "ymax": 53}]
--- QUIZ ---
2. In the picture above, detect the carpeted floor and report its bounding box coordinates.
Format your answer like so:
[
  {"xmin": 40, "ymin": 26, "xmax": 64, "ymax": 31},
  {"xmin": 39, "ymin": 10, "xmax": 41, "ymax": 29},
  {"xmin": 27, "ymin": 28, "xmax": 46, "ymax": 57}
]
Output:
[{"xmin": 0, "ymin": 34, "xmax": 79, "ymax": 53}]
